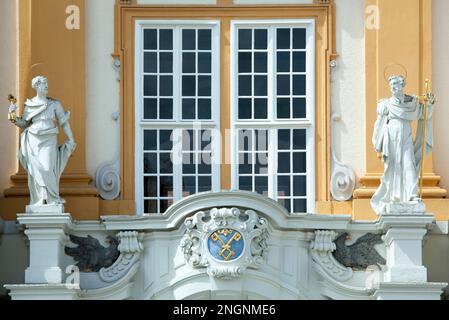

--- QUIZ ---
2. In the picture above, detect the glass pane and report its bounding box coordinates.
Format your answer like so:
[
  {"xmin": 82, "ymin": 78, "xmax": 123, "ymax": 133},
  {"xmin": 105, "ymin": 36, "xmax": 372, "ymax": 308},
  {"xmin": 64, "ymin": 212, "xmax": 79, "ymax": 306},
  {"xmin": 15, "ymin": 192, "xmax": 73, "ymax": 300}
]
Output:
[
  {"xmin": 293, "ymin": 75, "xmax": 306, "ymax": 95},
  {"xmin": 198, "ymin": 154, "xmax": 212, "ymax": 174},
  {"xmin": 238, "ymin": 53, "xmax": 252, "ymax": 73},
  {"xmin": 144, "ymin": 29, "xmax": 157, "ymax": 50},
  {"xmin": 160, "ymin": 176, "xmax": 173, "ymax": 197},
  {"xmin": 293, "ymin": 52, "xmax": 306, "ymax": 73},
  {"xmin": 159, "ymin": 29, "xmax": 173, "ymax": 50},
  {"xmin": 144, "ymin": 200, "xmax": 157, "ymax": 214},
  {"xmin": 198, "ymin": 176, "xmax": 212, "ymax": 192},
  {"xmin": 238, "ymin": 76, "xmax": 252, "ymax": 96},
  {"xmin": 183, "ymin": 153, "xmax": 195, "ymax": 174},
  {"xmin": 277, "ymin": 98, "xmax": 290, "ymax": 119},
  {"xmin": 293, "ymin": 129, "xmax": 306, "ymax": 150},
  {"xmin": 144, "ymin": 52, "xmax": 157, "ymax": 73},
  {"xmin": 239, "ymin": 130, "xmax": 252, "ymax": 151},
  {"xmin": 255, "ymin": 130, "xmax": 268, "ymax": 151},
  {"xmin": 182, "ymin": 76, "xmax": 196, "ymax": 96},
  {"xmin": 144, "ymin": 176, "xmax": 157, "ymax": 197},
  {"xmin": 238, "ymin": 29, "xmax": 252, "ymax": 50},
  {"xmin": 277, "ymin": 75, "xmax": 290, "ymax": 95},
  {"xmin": 255, "ymin": 153, "xmax": 268, "ymax": 174},
  {"xmin": 200, "ymin": 130, "xmax": 212, "ymax": 150},
  {"xmin": 159, "ymin": 52, "xmax": 173, "ymax": 73},
  {"xmin": 182, "ymin": 99, "xmax": 195, "ymax": 120},
  {"xmin": 293, "ymin": 176, "xmax": 307, "ymax": 196},
  {"xmin": 182, "ymin": 53, "xmax": 196, "ymax": 73},
  {"xmin": 159, "ymin": 99, "xmax": 173, "ymax": 119},
  {"xmin": 144, "ymin": 130, "xmax": 157, "ymax": 150},
  {"xmin": 254, "ymin": 75, "xmax": 267, "ymax": 96},
  {"xmin": 198, "ymin": 76, "xmax": 211, "ymax": 96},
  {"xmin": 198, "ymin": 52, "xmax": 211, "ymax": 73},
  {"xmin": 254, "ymin": 99, "xmax": 267, "ymax": 120},
  {"xmin": 198, "ymin": 99, "xmax": 211, "ymax": 120},
  {"xmin": 198, "ymin": 29, "xmax": 212, "ymax": 50},
  {"xmin": 293, "ymin": 152, "xmax": 306, "ymax": 173},
  {"xmin": 293, "ymin": 199, "xmax": 307, "ymax": 213},
  {"xmin": 254, "ymin": 52, "xmax": 267, "ymax": 73},
  {"xmin": 239, "ymin": 176, "xmax": 252, "ymax": 191},
  {"xmin": 278, "ymin": 129, "xmax": 290, "ymax": 150},
  {"xmin": 277, "ymin": 52, "xmax": 290, "ymax": 73},
  {"xmin": 160, "ymin": 153, "xmax": 173, "ymax": 174},
  {"xmin": 277, "ymin": 176, "xmax": 291, "ymax": 197},
  {"xmin": 182, "ymin": 29, "xmax": 196, "ymax": 50},
  {"xmin": 293, "ymin": 98, "xmax": 306, "ymax": 118},
  {"xmin": 239, "ymin": 153, "xmax": 252, "ymax": 174},
  {"xmin": 238, "ymin": 99, "xmax": 252, "ymax": 119},
  {"xmin": 159, "ymin": 75, "xmax": 173, "ymax": 96},
  {"xmin": 143, "ymin": 98, "xmax": 157, "ymax": 119},
  {"xmin": 278, "ymin": 153, "xmax": 290, "ymax": 173},
  {"xmin": 183, "ymin": 176, "xmax": 196, "ymax": 196},
  {"xmin": 183, "ymin": 130, "xmax": 194, "ymax": 151},
  {"xmin": 255, "ymin": 176, "xmax": 268, "ymax": 195},
  {"xmin": 254, "ymin": 29, "xmax": 267, "ymax": 49},
  {"xmin": 144, "ymin": 75, "xmax": 157, "ymax": 96},
  {"xmin": 143, "ymin": 153, "xmax": 157, "ymax": 174},
  {"xmin": 277, "ymin": 28, "xmax": 290, "ymax": 49},
  {"xmin": 160, "ymin": 199, "xmax": 171, "ymax": 213},
  {"xmin": 293, "ymin": 28, "xmax": 306, "ymax": 49},
  {"xmin": 160, "ymin": 130, "xmax": 173, "ymax": 150}
]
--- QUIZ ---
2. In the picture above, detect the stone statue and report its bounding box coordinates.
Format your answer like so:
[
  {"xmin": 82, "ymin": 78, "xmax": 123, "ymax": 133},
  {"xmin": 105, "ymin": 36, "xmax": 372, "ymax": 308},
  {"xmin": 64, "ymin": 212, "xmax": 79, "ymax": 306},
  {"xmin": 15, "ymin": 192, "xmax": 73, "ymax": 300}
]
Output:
[
  {"xmin": 8, "ymin": 76, "xmax": 76, "ymax": 210},
  {"xmin": 371, "ymin": 75, "xmax": 435, "ymax": 215}
]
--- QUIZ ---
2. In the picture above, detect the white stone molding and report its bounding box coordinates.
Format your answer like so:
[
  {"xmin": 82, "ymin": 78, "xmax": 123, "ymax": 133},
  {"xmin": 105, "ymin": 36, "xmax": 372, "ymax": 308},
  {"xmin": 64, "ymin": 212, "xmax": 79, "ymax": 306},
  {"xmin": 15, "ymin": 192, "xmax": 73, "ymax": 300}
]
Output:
[
  {"xmin": 5, "ymin": 284, "xmax": 79, "ymax": 300},
  {"xmin": 310, "ymin": 230, "xmax": 353, "ymax": 282},
  {"xmin": 95, "ymin": 112, "xmax": 121, "ymax": 200},
  {"xmin": 180, "ymin": 208, "xmax": 269, "ymax": 279},
  {"xmin": 330, "ymin": 113, "xmax": 356, "ymax": 201},
  {"xmin": 101, "ymin": 191, "xmax": 352, "ymax": 231},
  {"xmin": 99, "ymin": 231, "xmax": 143, "ymax": 283}
]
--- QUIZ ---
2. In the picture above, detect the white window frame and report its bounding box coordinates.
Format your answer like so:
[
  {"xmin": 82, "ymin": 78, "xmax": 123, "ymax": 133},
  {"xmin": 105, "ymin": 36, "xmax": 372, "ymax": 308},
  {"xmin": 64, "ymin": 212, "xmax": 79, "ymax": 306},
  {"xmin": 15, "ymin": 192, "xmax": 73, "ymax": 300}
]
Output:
[
  {"xmin": 135, "ymin": 20, "xmax": 221, "ymax": 215},
  {"xmin": 230, "ymin": 19, "xmax": 316, "ymax": 214}
]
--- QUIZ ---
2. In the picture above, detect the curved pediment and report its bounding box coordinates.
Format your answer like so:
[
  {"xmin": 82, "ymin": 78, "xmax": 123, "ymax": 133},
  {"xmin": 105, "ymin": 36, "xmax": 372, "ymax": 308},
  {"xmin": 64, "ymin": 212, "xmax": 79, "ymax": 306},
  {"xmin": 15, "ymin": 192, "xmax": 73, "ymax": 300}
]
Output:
[{"xmin": 101, "ymin": 191, "xmax": 351, "ymax": 231}]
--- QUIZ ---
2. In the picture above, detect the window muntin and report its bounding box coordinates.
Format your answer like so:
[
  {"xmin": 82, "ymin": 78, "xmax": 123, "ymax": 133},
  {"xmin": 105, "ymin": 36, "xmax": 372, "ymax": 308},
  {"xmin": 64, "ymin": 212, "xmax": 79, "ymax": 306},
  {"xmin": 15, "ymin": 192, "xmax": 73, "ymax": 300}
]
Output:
[
  {"xmin": 232, "ymin": 20, "xmax": 315, "ymax": 214},
  {"xmin": 136, "ymin": 21, "xmax": 220, "ymax": 215}
]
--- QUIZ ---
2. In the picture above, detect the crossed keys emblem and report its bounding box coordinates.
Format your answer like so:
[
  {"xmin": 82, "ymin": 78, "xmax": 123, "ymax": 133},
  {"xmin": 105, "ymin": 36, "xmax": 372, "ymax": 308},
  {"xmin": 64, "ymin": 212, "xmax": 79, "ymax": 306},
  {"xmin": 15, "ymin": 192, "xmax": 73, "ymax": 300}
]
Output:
[{"xmin": 210, "ymin": 229, "xmax": 242, "ymax": 261}]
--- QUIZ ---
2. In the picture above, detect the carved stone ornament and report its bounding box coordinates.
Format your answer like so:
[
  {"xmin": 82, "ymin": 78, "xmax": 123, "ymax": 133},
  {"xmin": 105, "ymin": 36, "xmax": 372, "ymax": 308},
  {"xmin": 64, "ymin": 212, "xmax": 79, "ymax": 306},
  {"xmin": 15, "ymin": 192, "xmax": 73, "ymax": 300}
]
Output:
[
  {"xmin": 65, "ymin": 235, "xmax": 120, "ymax": 272},
  {"xmin": 99, "ymin": 231, "xmax": 143, "ymax": 283},
  {"xmin": 180, "ymin": 208, "xmax": 269, "ymax": 279},
  {"xmin": 310, "ymin": 230, "xmax": 353, "ymax": 282},
  {"xmin": 333, "ymin": 233, "xmax": 386, "ymax": 271}
]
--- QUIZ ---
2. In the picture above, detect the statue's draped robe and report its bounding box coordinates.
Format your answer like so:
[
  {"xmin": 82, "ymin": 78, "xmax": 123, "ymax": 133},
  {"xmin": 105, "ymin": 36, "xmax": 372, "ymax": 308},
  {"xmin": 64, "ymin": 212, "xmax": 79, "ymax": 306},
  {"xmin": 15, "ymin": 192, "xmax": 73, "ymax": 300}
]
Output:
[
  {"xmin": 18, "ymin": 98, "xmax": 75, "ymax": 205},
  {"xmin": 371, "ymin": 95, "xmax": 433, "ymax": 215}
]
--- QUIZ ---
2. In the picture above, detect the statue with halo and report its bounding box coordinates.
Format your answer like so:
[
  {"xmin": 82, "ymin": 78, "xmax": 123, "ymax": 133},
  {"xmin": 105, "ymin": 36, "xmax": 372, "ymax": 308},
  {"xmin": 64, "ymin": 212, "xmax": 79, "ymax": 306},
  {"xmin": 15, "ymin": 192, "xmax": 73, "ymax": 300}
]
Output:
[
  {"xmin": 371, "ymin": 64, "xmax": 435, "ymax": 215},
  {"xmin": 7, "ymin": 76, "xmax": 76, "ymax": 212}
]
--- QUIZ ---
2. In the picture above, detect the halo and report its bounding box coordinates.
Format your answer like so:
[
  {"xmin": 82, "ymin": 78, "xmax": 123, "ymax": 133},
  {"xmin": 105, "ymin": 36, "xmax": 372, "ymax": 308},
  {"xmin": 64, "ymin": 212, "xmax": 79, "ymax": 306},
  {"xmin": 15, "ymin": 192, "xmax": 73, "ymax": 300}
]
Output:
[
  {"xmin": 30, "ymin": 63, "xmax": 44, "ymax": 70},
  {"xmin": 383, "ymin": 63, "xmax": 408, "ymax": 83}
]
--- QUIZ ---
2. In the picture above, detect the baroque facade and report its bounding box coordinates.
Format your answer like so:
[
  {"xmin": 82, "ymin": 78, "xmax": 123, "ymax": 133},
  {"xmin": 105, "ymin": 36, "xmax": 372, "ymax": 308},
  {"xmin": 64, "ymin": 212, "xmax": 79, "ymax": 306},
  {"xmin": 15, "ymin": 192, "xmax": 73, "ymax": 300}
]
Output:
[{"xmin": 1, "ymin": 0, "xmax": 449, "ymax": 300}]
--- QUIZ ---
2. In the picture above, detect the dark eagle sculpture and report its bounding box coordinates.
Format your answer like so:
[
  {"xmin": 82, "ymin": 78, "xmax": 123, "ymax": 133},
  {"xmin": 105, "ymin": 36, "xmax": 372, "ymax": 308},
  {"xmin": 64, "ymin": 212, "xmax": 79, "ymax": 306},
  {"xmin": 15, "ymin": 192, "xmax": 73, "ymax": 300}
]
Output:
[
  {"xmin": 65, "ymin": 235, "xmax": 120, "ymax": 272},
  {"xmin": 332, "ymin": 233, "xmax": 386, "ymax": 270}
]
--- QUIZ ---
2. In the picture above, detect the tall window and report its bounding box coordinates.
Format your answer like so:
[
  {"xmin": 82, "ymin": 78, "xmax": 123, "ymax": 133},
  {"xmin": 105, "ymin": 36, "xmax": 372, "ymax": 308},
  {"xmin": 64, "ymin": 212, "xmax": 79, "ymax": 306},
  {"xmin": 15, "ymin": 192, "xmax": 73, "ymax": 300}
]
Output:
[
  {"xmin": 135, "ymin": 21, "xmax": 221, "ymax": 214},
  {"xmin": 231, "ymin": 20, "xmax": 315, "ymax": 214}
]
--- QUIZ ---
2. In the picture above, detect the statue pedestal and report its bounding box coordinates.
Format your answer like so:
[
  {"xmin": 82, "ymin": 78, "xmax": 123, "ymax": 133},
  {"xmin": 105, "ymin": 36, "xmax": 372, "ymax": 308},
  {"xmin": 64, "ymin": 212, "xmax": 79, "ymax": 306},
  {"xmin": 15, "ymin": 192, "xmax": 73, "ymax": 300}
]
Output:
[
  {"xmin": 26, "ymin": 204, "xmax": 64, "ymax": 214},
  {"xmin": 378, "ymin": 203, "xmax": 434, "ymax": 283},
  {"xmin": 17, "ymin": 210, "xmax": 72, "ymax": 284}
]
